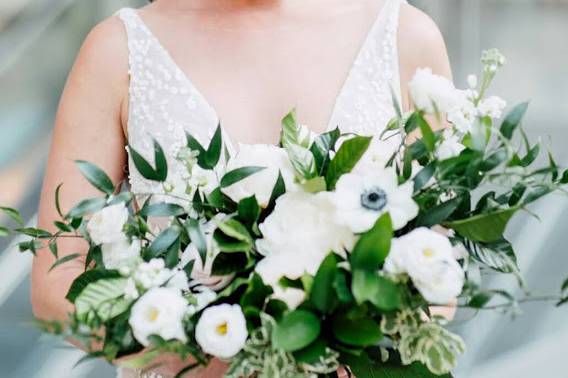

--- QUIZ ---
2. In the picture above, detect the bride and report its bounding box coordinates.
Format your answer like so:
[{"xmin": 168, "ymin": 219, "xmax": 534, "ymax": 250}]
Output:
[{"xmin": 31, "ymin": 0, "xmax": 452, "ymax": 376}]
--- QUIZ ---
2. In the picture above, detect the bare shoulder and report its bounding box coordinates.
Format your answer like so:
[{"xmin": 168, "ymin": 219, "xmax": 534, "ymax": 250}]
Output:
[
  {"xmin": 71, "ymin": 14, "xmax": 129, "ymax": 92},
  {"xmin": 398, "ymin": 3, "xmax": 451, "ymax": 79}
]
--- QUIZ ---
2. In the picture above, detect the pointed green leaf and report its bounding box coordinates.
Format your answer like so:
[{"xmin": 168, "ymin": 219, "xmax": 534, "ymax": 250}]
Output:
[
  {"xmin": 326, "ymin": 136, "xmax": 372, "ymax": 189},
  {"xmin": 351, "ymin": 213, "xmax": 393, "ymax": 270},
  {"xmin": 0, "ymin": 207, "xmax": 24, "ymax": 225},
  {"xmin": 500, "ymin": 102, "xmax": 529, "ymax": 139},
  {"xmin": 203, "ymin": 123, "xmax": 223, "ymax": 169},
  {"xmin": 49, "ymin": 253, "xmax": 81, "ymax": 272},
  {"xmin": 310, "ymin": 253, "xmax": 338, "ymax": 313},
  {"xmin": 272, "ymin": 310, "xmax": 321, "ymax": 352},
  {"xmin": 220, "ymin": 166, "xmax": 266, "ymax": 188},
  {"xmin": 75, "ymin": 160, "xmax": 115, "ymax": 195}
]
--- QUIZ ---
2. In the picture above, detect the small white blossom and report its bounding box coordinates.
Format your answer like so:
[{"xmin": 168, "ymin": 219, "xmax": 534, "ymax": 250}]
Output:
[
  {"xmin": 187, "ymin": 286, "xmax": 217, "ymax": 316},
  {"xmin": 124, "ymin": 278, "xmax": 139, "ymax": 300},
  {"xmin": 478, "ymin": 96, "xmax": 507, "ymax": 119},
  {"xmin": 384, "ymin": 228, "xmax": 465, "ymax": 304},
  {"xmin": 332, "ymin": 168, "xmax": 418, "ymax": 233},
  {"xmin": 101, "ymin": 238, "xmax": 141, "ymax": 270},
  {"xmin": 348, "ymin": 135, "xmax": 402, "ymax": 175},
  {"xmin": 87, "ymin": 203, "xmax": 129, "ymax": 245},
  {"xmin": 436, "ymin": 130, "xmax": 466, "ymax": 160},
  {"xmin": 129, "ymin": 287, "xmax": 188, "ymax": 346},
  {"xmin": 409, "ymin": 68, "xmax": 460, "ymax": 114},
  {"xmin": 195, "ymin": 304, "xmax": 248, "ymax": 359},
  {"xmin": 467, "ymin": 74, "xmax": 478, "ymax": 89},
  {"xmin": 221, "ymin": 144, "xmax": 298, "ymax": 207},
  {"xmin": 447, "ymin": 92, "xmax": 477, "ymax": 133}
]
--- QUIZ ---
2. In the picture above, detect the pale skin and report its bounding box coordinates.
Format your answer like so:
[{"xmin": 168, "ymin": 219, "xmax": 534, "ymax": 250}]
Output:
[{"xmin": 31, "ymin": 0, "xmax": 453, "ymax": 376}]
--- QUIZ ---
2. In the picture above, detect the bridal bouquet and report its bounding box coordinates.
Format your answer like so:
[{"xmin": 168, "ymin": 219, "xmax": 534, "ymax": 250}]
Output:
[{"xmin": 5, "ymin": 49, "xmax": 568, "ymax": 377}]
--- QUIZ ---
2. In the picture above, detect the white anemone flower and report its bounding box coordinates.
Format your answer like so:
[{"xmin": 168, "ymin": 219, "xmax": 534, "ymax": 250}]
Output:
[
  {"xmin": 332, "ymin": 168, "xmax": 418, "ymax": 233},
  {"xmin": 195, "ymin": 304, "xmax": 248, "ymax": 359},
  {"xmin": 129, "ymin": 287, "xmax": 188, "ymax": 346}
]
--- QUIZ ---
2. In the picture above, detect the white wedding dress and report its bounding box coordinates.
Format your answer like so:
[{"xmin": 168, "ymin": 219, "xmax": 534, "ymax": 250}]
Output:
[{"xmin": 115, "ymin": 0, "xmax": 405, "ymax": 376}]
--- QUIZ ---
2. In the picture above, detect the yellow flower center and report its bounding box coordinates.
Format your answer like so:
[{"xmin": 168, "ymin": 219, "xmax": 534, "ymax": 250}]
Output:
[
  {"xmin": 147, "ymin": 308, "xmax": 159, "ymax": 322},
  {"xmin": 216, "ymin": 322, "xmax": 228, "ymax": 336},
  {"xmin": 423, "ymin": 248, "xmax": 435, "ymax": 258}
]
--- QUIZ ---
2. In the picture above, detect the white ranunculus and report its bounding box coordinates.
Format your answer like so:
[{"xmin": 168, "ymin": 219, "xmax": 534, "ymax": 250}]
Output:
[
  {"xmin": 332, "ymin": 168, "xmax": 418, "ymax": 233},
  {"xmin": 101, "ymin": 238, "xmax": 141, "ymax": 270},
  {"xmin": 87, "ymin": 203, "xmax": 129, "ymax": 245},
  {"xmin": 409, "ymin": 68, "xmax": 460, "ymax": 114},
  {"xmin": 384, "ymin": 228, "xmax": 465, "ymax": 304},
  {"xmin": 132, "ymin": 258, "xmax": 179, "ymax": 290},
  {"xmin": 195, "ymin": 304, "xmax": 248, "ymax": 359},
  {"xmin": 436, "ymin": 130, "xmax": 466, "ymax": 160},
  {"xmin": 255, "ymin": 253, "xmax": 313, "ymax": 309},
  {"xmin": 478, "ymin": 96, "xmax": 507, "ymax": 119},
  {"xmin": 257, "ymin": 191, "xmax": 356, "ymax": 261},
  {"xmin": 129, "ymin": 287, "xmax": 188, "ymax": 346},
  {"xmin": 221, "ymin": 144, "xmax": 298, "ymax": 207}
]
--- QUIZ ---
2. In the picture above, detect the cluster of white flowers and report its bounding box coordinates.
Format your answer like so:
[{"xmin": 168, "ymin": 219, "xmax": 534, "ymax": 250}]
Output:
[
  {"xmin": 87, "ymin": 203, "xmax": 143, "ymax": 269},
  {"xmin": 384, "ymin": 228, "xmax": 465, "ymax": 304},
  {"xmin": 123, "ymin": 258, "xmax": 188, "ymax": 300},
  {"xmin": 221, "ymin": 144, "xmax": 299, "ymax": 207},
  {"xmin": 256, "ymin": 191, "xmax": 356, "ymax": 308}
]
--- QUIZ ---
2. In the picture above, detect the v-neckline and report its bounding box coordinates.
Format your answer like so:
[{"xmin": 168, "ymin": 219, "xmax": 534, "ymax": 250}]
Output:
[{"xmin": 127, "ymin": 1, "xmax": 393, "ymax": 149}]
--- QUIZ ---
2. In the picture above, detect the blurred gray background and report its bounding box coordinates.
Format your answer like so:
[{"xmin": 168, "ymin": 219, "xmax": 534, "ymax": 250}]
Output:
[{"xmin": 0, "ymin": 0, "xmax": 567, "ymax": 377}]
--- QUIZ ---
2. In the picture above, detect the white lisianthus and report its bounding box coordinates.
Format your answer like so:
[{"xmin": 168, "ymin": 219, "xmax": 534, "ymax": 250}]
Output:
[
  {"xmin": 255, "ymin": 253, "xmax": 312, "ymax": 309},
  {"xmin": 436, "ymin": 130, "xmax": 466, "ymax": 160},
  {"xmin": 221, "ymin": 144, "xmax": 298, "ymax": 207},
  {"xmin": 187, "ymin": 286, "xmax": 217, "ymax": 316},
  {"xmin": 87, "ymin": 203, "xmax": 129, "ymax": 245},
  {"xmin": 129, "ymin": 287, "xmax": 188, "ymax": 346},
  {"xmin": 384, "ymin": 227, "xmax": 465, "ymax": 304},
  {"xmin": 477, "ymin": 96, "xmax": 507, "ymax": 119},
  {"xmin": 195, "ymin": 304, "xmax": 248, "ymax": 359},
  {"xmin": 101, "ymin": 238, "xmax": 141, "ymax": 270},
  {"xmin": 332, "ymin": 168, "xmax": 418, "ymax": 233},
  {"xmin": 409, "ymin": 68, "xmax": 460, "ymax": 114},
  {"xmin": 257, "ymin": 191, "xmax": 356, "ymax": 261}
]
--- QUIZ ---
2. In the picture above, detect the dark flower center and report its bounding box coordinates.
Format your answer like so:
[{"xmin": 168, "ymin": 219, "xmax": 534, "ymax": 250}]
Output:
[{"xmin": 360, "ymin": 186, "xmax": 388, "ymax": 211}]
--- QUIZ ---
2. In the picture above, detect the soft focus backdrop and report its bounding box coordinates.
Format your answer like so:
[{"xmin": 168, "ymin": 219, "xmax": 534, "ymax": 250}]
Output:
[{"xmin": 0, "ymin": 0, "xmax": 567, "ymax": 377}]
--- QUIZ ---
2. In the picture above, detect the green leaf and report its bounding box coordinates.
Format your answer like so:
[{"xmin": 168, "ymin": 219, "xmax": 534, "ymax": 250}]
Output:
[
  {"xmin": 413, "ymin": 163, "xmax": 436, "ymax": 192},
  {"xmin": 332, "ymin": 315, "xmax": 382, "ymax": 347},
  {"xmin": 417, "ymin": 115, "xmax": 436, "ymax": 152},
  {"xmin": 0, "ymin": 227, "xmax": 9, "ymax": 237},
  {"xmin": 66, "ymin": 269, "xmax": 122, "ymax": 302},
  {"xmin": 286, "ymin": 143, "xmax": 318, "ymax": 180},
  {"xmin": 415, "ymin": 197, "xmax": 462, "ymax": 227},
  {"xmin": 300, "ymin": 176, "xmax": 327, "ymax": 193},
  {"xmin": 164, "ymin": 238, "xmax": 181, "ymax": 268},
  {"xmin": 66, "ymin": 197, "xmax": 107, "ymax": 219},
  {"xmin": 464, "ymin": 239, "xmax": 520, "ymax": 275},
  {"xmin": 352, "ymin": 270, "xmax": 402, "ymax": 311},
  {"xmin": 0, "ymin": 207, "xmax": 24, "ymax": 225},
  {"xmin": 333, "ymin": 270, "xmax": 354, "ymax": 303},
  {"xmin": 54, "ymin": 221, "xmax": 73, "ymax": 233},
  {"xmin": 55, "ymin": 183, "xmax": 64, "ymax": 218},
  {"xmin": 311, "ymin": 127, "xmax": 341, "ymax": 174},
  {"xmin": 147, "ymin": 226, "xmax": 181, "ymax": 259},
  {"xmin": 48, "ymin": 239, "xmax": 58, "ymax": 258},
  {"xmin": 240, "ymin": 273, "xmax": 273, "ymax": 310},
  {"xmin": 500, "ymin": 102, "xmax": 529, "ymax": 139},
  {"xmin": 326, "ymin": 136, "xmax": 372, "ymax": 190},
  {"xmin": 128, "ymin": 140, "xmax": 168, "ymax": 182},
  {"xmin": 211, "ymin": 252, "xmax": 248, "ymax": 276},
  {"xmin": 215, "ymin": 218, "xmax": 253, "ymax": 246},
  {"xmin": 272, "ymin": 310, "xmax": 321, "ymax": 352},
  {"xmin": 310, "ymin": 253, "xmax": 338, "ymax": 313},
  {"xmin": 14, "ymin": 227, "xmax": 52, "ymax": 238},
  {"xmin": 203, "ymin": 123, "xmax": 223, "ymax": 169},
  {"xmin": 75, "ymin": 278, "xmax": 130, "ymax": 321},
  {"xmin": 280, "ymin": 110, "xmax": 300, "ymax": 147},
  {"xmin": 139, "ymin": 203, "xmax": 186, "ymax": 217},
  {"xmin": 521, "ymin": 144, "xmax": 540, "ymax": 167},
  {"xmin": 479, "ymin": 148, "xmax": 508, "ymax": 171},
  {"xmin": 265, "ymin": 171, "xmax": 286, "ymax": 213},
  {"xmin": 293, "ymin": 338, "xmax": 327, "ymax": 364},
  {"xmin": 75, "ymin": 160, "xmax": 115, "ymax": 195},
  {"xmin": 185, "ymin": 219, "xmax": 207, "ymax": 263},
  {"xmin": 238, "ymin": 196, "xmax": 261, "ymax": 225},
  {"xmin": 220, "ymin": 166, "xmax": 266, "ymax": 188},
  {"xmin": 447, "ymin": 207, "xmax": 518, "ymax": 243},
  {"xmin": 49, "ymin": 253, "xmax": 81, "ymax": 272},
  {"xmin": 351, "ymin": 213, "xmax": 393, "ymax": 271}
]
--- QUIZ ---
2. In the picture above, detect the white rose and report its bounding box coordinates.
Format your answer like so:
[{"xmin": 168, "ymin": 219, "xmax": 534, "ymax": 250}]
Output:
[
  {"xmin": 87, "ymin": 203, "xmax": 129, "ymax": 245},
  {"xmin": 409, "ymin": 68, "xmax": 460, "ymax": 114},
  {"xmin": 101, "ymin": 238, "xmax": 141, "ymax": 270},
  {"xmin": 129, "ymin": 287, "xmax": 188, "ymax": 346},
  {"xmin": 332, "ymin": 168, "xmax": 418, "ymax": 233},
  {"xmin": 221, "ymin": 144, "xmax": 298, "ymax": 207},
  {"xmin": 255, "ymin": 253, "xmax": 312, "ymax": 309},
  {"xmin": 195, "ymin": 304, "xmax": 248, "ymax": 359},
  {"xmin": 257, "ymin": 191, "xmax": 356, "ymax": 262},
  {"xmin": 384, "ymin": 228, "xmax": 465, "ymax": 304},
  {"xmin": 478, "ymin": 96, "xmax": 507, "ymax": 119},
  {"xmin": 436, "ymin": 130, "xmax": 465, "ymax": 160}
]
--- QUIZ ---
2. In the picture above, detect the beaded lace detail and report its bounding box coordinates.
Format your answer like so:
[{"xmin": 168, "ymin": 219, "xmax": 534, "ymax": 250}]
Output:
[{"xmin": 117, "ymin": 0, "xmax": 405, "ymax": 205}]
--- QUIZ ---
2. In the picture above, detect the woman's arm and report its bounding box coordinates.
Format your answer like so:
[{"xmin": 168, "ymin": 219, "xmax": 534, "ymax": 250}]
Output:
[{"xmin": 31, "ymin": 16, "xmax": 129, "ymax": 321}]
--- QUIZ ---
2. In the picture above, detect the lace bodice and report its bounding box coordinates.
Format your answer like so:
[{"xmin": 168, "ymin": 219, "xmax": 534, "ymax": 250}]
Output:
[{"xmin": 115, "ymin": 1, "xmax": 404, "ymax": 376}]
